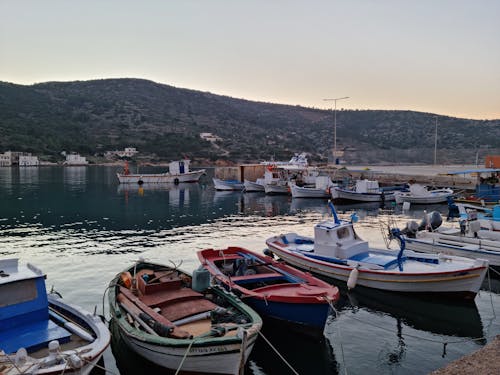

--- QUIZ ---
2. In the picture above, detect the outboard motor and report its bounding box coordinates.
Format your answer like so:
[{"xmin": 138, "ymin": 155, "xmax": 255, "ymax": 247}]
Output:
[
  {"xmin": 402, "ymin": 220, "xmax": 419, "ymax": 238},
  {"xmin": 418, "ymin": 211, "xmax": 443, "ymax": 231}
]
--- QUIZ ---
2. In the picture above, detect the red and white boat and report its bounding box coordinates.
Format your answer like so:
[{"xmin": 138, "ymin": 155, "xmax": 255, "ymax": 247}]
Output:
[{"xmin": 198, "ymin": 246, "xmax": 340, "ymax": 331}]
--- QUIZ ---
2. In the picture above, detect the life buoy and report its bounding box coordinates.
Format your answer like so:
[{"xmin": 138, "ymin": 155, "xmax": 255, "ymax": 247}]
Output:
[{"xmin": 120, "ymin": 272, "xmax": 133, "ymax": 288}]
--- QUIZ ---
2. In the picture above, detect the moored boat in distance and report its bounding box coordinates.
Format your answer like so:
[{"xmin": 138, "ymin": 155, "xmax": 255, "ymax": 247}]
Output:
[
  {"xmin": 394, "ymin": 184, "xmax": 453, "ymax": 204},
  {"xmin": 213, "ymin": 178, "xmax": 245, "ymax": 191},
  {"xmin": 108, "ymin": 260, "xmax": 262, "ymax": 374},
  {"xmin": 265, "ymin": 202, "xmax": 488, "ymax": 299},
  {"xmin": 332, "ymin": 179, "xmax": 402, "ymax": 202},
  {"xmin": 197, "ymin": 246, "xmax": 340, "ymax": 331},
  {"xmin": 117, "ymin": 160, "xmax": 206, "ymax": 184},
  {"xmin": 0, "ymin": 258, "xmax": 110, "ymax": 375},
  {"xmin": 290, "ymin": 176, "xmax": 334, "ymax": 199}
]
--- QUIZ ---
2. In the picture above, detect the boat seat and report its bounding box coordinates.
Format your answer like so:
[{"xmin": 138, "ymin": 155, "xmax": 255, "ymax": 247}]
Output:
[
  {"xmin": 230, "ymin": 271, "xmax": 283, "ymax": 283},
  {"xmin": 0, "ymin": 319, "xmax": 71, "ymax": 354},
  {"xmin": 349, "ymin": 252, "xmax": 406, "ymax": 269}
]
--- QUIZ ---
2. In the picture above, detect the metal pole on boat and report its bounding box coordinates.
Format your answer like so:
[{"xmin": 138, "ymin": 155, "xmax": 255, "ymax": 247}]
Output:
[{"xmin": 324, "ymin": 97, "xmax": 349, "ymax": 165}]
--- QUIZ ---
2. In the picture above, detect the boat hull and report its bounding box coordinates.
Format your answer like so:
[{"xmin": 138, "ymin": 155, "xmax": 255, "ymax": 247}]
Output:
[
  {"xmin": 404, "ymin": 234, "xmax": 500, "ymax": 267},
  {"xmin": 394, "ymin": 190, "xmax": 453, "ymax": 204},
  {"xmin": 291, "ymin": 185, "xmax": 330, "ymax": 199},
  {"xmin": 333, "ymin": 188, "xmax": 395, "ymax": 202},
  {"xmin": 264, "ymin": 183, "xmax": 289, "ymax": 195},
  {"xmin": 213, "ymin": 178, "xmax": 245, "ymax": 191},
  {"xmin": 117, "ymin": 169, "xmax": 205, "ymax": 184},
  {"xmin": 265, "ymin": 239, "xmax": 487, "ymax": 298},
  {"xmin": 243, "ymin": 180, "xmax": 265, "ymax": 192},
  {"xmin": 245, "ymin": 297, "xmax": 331, "ymax": 328},
  {"xmin": 116, "ymin": 322, "xmax": 258, "ymax": 374}
]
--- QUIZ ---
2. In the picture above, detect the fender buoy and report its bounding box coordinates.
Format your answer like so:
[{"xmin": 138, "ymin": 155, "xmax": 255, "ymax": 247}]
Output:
[
  {"xmin": 120, "ymin": 272, "xmax": 133, "ymax": 288},
  {"xmin": 174, "ymin": 178, "xmax": 180, "ymax": 185},
  {"xmin": 347, "ymin": 267, "xmax": 359, "ymax": 290}
]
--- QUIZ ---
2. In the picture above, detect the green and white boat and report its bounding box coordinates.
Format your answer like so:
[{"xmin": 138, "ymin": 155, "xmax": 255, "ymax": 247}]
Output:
[{"xmin": 108, "ymin": 260, "xmax": 262, "ymax": 374}]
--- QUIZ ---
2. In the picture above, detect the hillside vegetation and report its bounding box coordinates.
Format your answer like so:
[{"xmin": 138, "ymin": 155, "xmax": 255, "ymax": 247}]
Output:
[{"xmin": 0, "ymin": 78, "xmax": 499, "ymax": 164}]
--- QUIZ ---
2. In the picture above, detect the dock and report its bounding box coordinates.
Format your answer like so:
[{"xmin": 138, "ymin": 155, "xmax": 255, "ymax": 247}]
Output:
[
  {"xmin": 430, "ymin": 336, "xmax": 500, "ymax": 375},
  {"xmin": 325, "ymin": 164, "xmax": 479, "ymax": 190}
]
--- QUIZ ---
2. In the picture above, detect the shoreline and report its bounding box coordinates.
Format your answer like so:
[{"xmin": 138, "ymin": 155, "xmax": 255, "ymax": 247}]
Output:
[{"xmin": 430, "ymin": 336, "xmax": 500, "ymax": 375}]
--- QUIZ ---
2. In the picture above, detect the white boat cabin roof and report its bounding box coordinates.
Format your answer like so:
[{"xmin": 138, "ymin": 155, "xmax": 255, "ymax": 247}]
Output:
[{"xmin": 0, "ymin": 258, "xmax": 45, "ymax": 286}]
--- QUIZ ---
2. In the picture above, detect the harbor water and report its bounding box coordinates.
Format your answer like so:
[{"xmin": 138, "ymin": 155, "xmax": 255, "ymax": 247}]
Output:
[{"xmin": 1, "ymin": 166, "xmax": 499, "ymax": 375}]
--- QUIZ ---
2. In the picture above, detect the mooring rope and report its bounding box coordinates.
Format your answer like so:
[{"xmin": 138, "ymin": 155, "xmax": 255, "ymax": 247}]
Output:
[
  {"xmin": 258, "ymin": 331, "xmax": 300, "ymax": 375},
  {"xmin": 175, "ymin": 340, "xmax": 196, "ymax": 375},
  {"xmin": 324, "ymin": 297, "xmax": 349, "ymax": 375}
]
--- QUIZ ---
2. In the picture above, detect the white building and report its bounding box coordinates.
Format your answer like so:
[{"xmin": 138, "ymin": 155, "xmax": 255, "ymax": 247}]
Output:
[
  {"xmin": 0, "ymin": 153, "xmax": 12, "ymax": 166},
  {"xmin": 200, "ymin": 133, "xmax": 222, "ymax": 142},
  {"xmin": 64, "ymin": 153, "xmax": 89, "ymax": 165},
  {"xmin": 104, "ymin": 147, "xmax": 138, "ymax": 159},
  {"xmin": 19, "ymin": 155, "xmax": 39, "ymax": 166}
]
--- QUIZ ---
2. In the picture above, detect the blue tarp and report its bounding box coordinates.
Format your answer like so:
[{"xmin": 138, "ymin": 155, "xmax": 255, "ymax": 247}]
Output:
[{"xmin": 446, "ymin": 168, "xmax": 500, "ymax": 175}]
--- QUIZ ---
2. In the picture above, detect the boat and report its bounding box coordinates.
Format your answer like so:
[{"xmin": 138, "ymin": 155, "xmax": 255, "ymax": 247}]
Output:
[
  {"xmin": 265, "ymin": 202, "xmax": 488, "ymax": 298},
  {"xmin": 398, "ymin": 210, "xmax": 500, "ymax": 267},
  {"xmin": 262, "ymin": 153, "xmax": 319, "ymax": 195},
  {"xmin": 108, "ymin": 260, "xmax": 262, "ymax": 374},
  {"xmin": 197, "ymin": 247, "xmax": 339, "ymax": 331},
  {"xmin": 213, "ymin": 178, "xmax": 245, "ymax": 191},
  {"xmin": 394, "ymin": 184, "xmax": 453, "ymax": 204},
  {"xmin": 290, "ymin": 176, "xmax": 334, "ymax": 199},
  {"xmin": 332, "ymin": 180, "xmax": 402, "ymax": 202},
  {"xmin": 446, "ymin": 167, "xmax": 500, "ymax": 203},
  {"xmin": 243, "ymin": 178, "xmax": 266, "ymax": 192},
  {"xmin": 117, "ymin": 160, "xmax": 206, "ymax": 184},
  {"xmin": 0, "ymin": 258, "xmax": 110, "ymax": 375}
]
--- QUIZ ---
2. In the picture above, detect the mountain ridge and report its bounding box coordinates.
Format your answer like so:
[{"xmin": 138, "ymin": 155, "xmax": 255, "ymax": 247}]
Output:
[{"xmin": 1, "ymin": 78, "xmax": 499, "ymax": 164}]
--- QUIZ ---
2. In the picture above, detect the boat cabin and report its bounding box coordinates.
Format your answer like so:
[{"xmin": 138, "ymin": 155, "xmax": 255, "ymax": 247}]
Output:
[
  {"xmin": 0, "ymin": 259, "xmax": 72, "ymax": 354},
  {"xmin": 314, "ymin": 220, "xmax": 369, "ymax": 259}
]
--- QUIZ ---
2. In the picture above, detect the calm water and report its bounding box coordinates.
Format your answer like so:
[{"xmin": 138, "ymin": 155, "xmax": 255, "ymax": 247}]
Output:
[{"xmin": 1, "ymin": 166, "xmax": 499, "ymax": 375}]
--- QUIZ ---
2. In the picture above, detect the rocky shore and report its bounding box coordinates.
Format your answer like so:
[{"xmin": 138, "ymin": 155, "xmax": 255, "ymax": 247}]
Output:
[{"xmin": 430, "ymin": 336, "xmax": 500, "ymax": 375}]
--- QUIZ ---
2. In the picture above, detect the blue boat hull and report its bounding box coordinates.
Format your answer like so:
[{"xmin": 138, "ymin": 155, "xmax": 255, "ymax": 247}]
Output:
[{"xmin": 246, "ymin": 298, "xmax": 331, "ymax": 329}]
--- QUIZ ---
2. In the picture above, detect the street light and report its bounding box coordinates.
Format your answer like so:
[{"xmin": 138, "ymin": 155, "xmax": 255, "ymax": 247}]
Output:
[{"xmin": 323, "ymin": 96, "xmax": 349, "ymax": 164}]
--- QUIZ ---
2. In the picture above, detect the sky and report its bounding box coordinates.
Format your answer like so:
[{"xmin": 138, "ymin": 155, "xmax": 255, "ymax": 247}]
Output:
[{"xmin": 1, "ymin": 0, "xmax": 499, "ymax": 120}]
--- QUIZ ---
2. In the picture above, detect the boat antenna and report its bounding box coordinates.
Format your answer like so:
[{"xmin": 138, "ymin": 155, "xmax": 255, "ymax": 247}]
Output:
[{"xmin": 328, "ymin": 200, "xmax": 340, "ymax": 224}]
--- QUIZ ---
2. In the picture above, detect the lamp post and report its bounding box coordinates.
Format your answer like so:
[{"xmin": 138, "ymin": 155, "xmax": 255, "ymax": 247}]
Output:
[
  {"xmin": 323, "ymin": 96, "xmax": 349, "ymax": 164},
  {"xmin": 434, "ymin": 116, "xmax": 438, "ymax": 165}
]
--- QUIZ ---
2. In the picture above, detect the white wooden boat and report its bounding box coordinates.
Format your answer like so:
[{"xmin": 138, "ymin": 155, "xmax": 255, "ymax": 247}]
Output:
[
  {"xmin": 109, "ymin": 261, "xmax": 262, "ymax": 374},
  {"xmin": 403, "ymin": 230, "xmax": 500, "ymax": 268},
  {"xmin": 394, "ymin": 184, "xmax": 453, "ymax": 204},
  {"xmin": 213, "ymin": 178, "xmax": 245, "ymax": 191},
  {"xmin": 291, "ymin": 184, "xmax": 331, "ymax": 198},
  {"xmin": 291, "ymin": 176, "xmax": 334, "ymax": 199},
  {"xmin": 265, "ymin": 203, "xmax": 488, "ymax": 298},
  {"xmin": 0, "ymin": 259, "xmax": 110, "ymax": 375},
  {"xmin": 332, "ymin": 180, "xmax": 398, "ymax": 202},
  {"xmin": 117, "ymin": 160, "xmax": 205, "ymax": 184},
  {"xmin": 264, "ymin": 180, "xmax": 290, "ymax": 195},
  {"xmin": 243, "ymin": 178, "xmax": 265, "ymax": 192},
  {"xmin": 399, "ymin": 210, "xmax": 500, "ymax": 267}
]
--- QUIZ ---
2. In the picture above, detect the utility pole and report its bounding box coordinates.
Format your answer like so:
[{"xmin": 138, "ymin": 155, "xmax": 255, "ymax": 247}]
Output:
[
  {"xmin": 323, "ymin": 97, "xmax": 349, "ymax": 164},
  {"xmin": 434, "ymin": 116, "xmax": 438, "ymax": 165}
]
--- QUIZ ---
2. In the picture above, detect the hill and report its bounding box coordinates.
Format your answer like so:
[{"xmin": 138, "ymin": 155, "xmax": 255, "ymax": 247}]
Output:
[{"xmin": 0, "ymin": 78, "xmax": 499, "ymax": 164}]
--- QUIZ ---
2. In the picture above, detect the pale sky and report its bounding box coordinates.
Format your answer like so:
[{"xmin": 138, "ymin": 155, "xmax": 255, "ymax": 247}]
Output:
[{"xmin": 1, "ymin": 0, "xmax": 499, "ymax": 120}]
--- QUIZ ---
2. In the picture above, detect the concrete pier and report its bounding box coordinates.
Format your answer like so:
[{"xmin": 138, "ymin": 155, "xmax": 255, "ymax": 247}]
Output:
[{"xmin": 326, "ymin": 164, "xmax": 479, "ymax": 190}]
